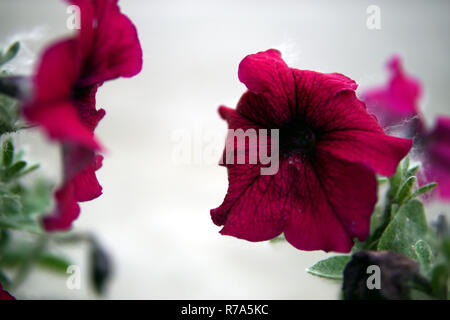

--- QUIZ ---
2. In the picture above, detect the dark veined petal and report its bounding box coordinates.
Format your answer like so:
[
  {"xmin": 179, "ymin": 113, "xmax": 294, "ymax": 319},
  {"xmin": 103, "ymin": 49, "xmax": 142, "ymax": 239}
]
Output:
[
  {"xmin": 72, "ymin": 0, "xmax": 143, "ymax": 86},
  {"xmin": 315, "ymin": 91, "xmax": 412, "ymax": 177},
  {"xmin": 212, "ymin": 106, "xmax": 377, "ymax": 253},
  {"xmin": 237, "ymin": 49, "xmax": 358, "ymax": 129},
  {"xmin": 282, "ymin": 150, "xmax": 377, "ymax": 252},
  {"xmin": 237, "ymin": 49, "xmax": 296, "ymax": 126}
]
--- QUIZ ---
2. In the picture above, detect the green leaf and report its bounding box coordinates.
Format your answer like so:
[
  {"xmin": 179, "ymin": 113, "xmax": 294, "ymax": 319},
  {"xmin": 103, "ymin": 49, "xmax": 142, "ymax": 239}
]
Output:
[
  {"xmin": 6, "ymin": 160, "xmax": 27, "ymax": 177},
  {"xmin": 415, "ymin": 239, "xmax": 433, "ymax": 273},
  {"xmin": 377, "ymin": 200, "xmax": 428, "ymax": 259},
  {"xmin": 18, "ymin": 179, "xmax": 52, "ymax": 216},
  {"xmin": 407, "ymin": 183, "xmax": 437, "ymax": 202},
  {"xmin": 307, "ymin": 255, "xmax": 351, "ymax": 280},
  {"xmin": 406, "ymin": 164, "xmax": 420, "ymax": 179},
  {"xmin": 15, "ymin": 164, "xmax": 39, "ymax": 178},
  {"xmin": 401, "ymin": 155, "xmax": 410, "ymax": 178},
  {"xmin": 0, "ymin": 93, "xmax": 19, "ymax": 134},
  {"xmin": 0, "ymin": 192, "xmax": 21, "ymax": 216},
  {"xmin": 369, "ymin": 206, "xmax": 384, "ymax": 236},
  {"xmin": 0, "ymin": 215, "xmax": 43, "ymax": 234},
  {"xmin": 1, "ymin": 138, "xmax": 14, "ymax": 166},
  {"xmin": 397, "ymin": 176, "xmax": 417, "ymax": 205},
  {"xmin": 0, "ymin": 42, "xmax": 20, "ymax": 66},
  {"xmin": 37, "ymin": 252, "xmax": 72, "ymax": 273},
  {"xmin": 387, "ymin": 164, "xmax": 403, "ymax": 200}
]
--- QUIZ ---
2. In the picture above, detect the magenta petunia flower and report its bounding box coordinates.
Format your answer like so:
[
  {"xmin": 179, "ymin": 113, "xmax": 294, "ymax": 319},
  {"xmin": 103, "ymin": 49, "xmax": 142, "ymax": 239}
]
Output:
[
  {"xmin": 211, "ymin": 49, "xmax": 412, "ymax": 252},
  {"xmin": 24, "ymin": 0, "xmax": 142, "ymax": 230},
  {"xmin": 362, "ymin": 55, "xmax": 422, "ymax": 130},
  {"xmin": 0, "ymin": 282, "xmax": 14, "ymax": 300}
]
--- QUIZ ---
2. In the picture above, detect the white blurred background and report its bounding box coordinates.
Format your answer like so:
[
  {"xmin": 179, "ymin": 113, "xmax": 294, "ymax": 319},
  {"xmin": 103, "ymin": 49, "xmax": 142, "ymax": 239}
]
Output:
[{"xmin": 0, "ymin": 0, "xmax": 449, "ymax": 299}]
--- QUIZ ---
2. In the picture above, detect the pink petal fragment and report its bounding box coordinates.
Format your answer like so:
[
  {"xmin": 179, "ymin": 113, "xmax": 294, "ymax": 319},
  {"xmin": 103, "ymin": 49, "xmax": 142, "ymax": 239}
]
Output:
[{"xmin": 362, "ymin": 55, "xmax": 421, "ymax": 128}]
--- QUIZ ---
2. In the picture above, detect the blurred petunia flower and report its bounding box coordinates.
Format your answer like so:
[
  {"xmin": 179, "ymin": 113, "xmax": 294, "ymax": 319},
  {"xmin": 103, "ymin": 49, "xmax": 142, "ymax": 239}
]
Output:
[
  {"xmin": 0, "ymin": 282, "xmax": 14, "ymax": 300},
  {"xmin": 416, "ymin": 116, "xmax": 450, "ymax": 200},
  {"xmin": 362, "ymin": 55, "xmax": 422, "ymax": 132},
  {"xmin": 211, "ymin": 49, "xmax": 411, "ymax": 252},
  {"xmin": 363, "ymin": 56, "xmax": 450, "ymax": 201},
  {"xmin": 23, "ymin": 0, "xmax": 142, "ymax": 230}
]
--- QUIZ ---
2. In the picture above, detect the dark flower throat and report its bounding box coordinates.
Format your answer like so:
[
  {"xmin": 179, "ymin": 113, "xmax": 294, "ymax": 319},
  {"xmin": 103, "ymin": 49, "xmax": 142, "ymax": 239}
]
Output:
[{"xmin": 280, "ymin": 120, "xmax": 317, "ymax": 156}]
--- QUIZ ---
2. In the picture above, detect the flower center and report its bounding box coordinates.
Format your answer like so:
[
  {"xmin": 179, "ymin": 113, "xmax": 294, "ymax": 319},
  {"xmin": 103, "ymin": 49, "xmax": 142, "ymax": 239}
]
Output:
[{"xmin": 280, "ymin": 121, "xmax": 316, "ymax": 155}]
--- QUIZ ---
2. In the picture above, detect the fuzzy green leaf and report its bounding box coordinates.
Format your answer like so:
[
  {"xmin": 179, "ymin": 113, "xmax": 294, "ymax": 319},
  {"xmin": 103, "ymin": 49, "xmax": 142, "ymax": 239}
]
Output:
[
  {"xmin": 1, "ymin": 138, "xmax": 14, "ymax": 166},
  {"xmin": 397, "ymin": 176, "xmax": 417, "ymax": 205},
  {"xmin": 407, "ymin": 183, "xmax": 437, "ymax": 202},
  {"xmin": 377, "ymin": 200, "xmax": 428, "ymax": 259},
  {"xmin": 387, "ymin": 164, "xmax": 403, "ymax": 200},
  {"xmin": 415, "ymin": 239, "xmax": 433, "ymax": 273},
  {"xmin": 0, "ymin": 93, "xmax": 19, "ymax": 134},
  {"xmin": 18, "ymin": 179, "xmax": 53, "ymax": 216},
  {"xmin": 0, "ymin": 192, "xmax": 21, "ymax": 216},
  {"xmin": 0, "ymin": 215, "xmax": 43, "ymax": 234},
  {"xmin": 401, "ymin": 155, "xmax": 410, "ymax": 178},
  {"xmin": 0, "ymin": 42, "xmax": 20, "ymax": 66},
  {"xmin": 307, "ymin": 255, "xmax": 351, "ymax": 280},
  {"xmin": 406, "ymin": 164, "xmax": 420, "ymax": 179}
]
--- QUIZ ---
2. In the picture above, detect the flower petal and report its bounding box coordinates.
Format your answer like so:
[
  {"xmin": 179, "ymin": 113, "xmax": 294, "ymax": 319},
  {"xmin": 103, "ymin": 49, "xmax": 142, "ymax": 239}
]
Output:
[
  {"xmin": 212, "ymin": 107, "xmax": 284, "ymax": 239},
  {"xmin": 25, "ymin": 101, "xmax": 101, "ymax": 151},
  {"xmin": 73, "ymin": 0, "xmax": 143, "ymax": 86},
  {"xmin": 283, "ymin": 153, "xmax": 377, "ymax": 253},
  {"xmin": 211, "ymin": 162, "xmax": 287, "ymax": 241},
  {"xmin": 31, "ymin": 39, "xmax": 79, "ymax": 102},
  {"xmin": 238, "ymin": 49, "xmax": 296, "ymax": 126},
  {"xmin": 315, "ymin": 91, "xmax": 412, "ymax": 177},
  {"xmin": 42, "ymin": 182, "xmax": 80, "ymax": 231},
  {"xmin": 291, "ymin": 69, "xmax": 358, "ymax": 130},
  {"xmin": 237, "ymin": 50, "xmax": 358, "ymax": 130},
  {"xmin": 73, "ymin": 84, "xmax": 106, "ymax": 132},
  {"xmin": 72, "ymin": 155, "xmax": 103, "ymax": 202}
]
